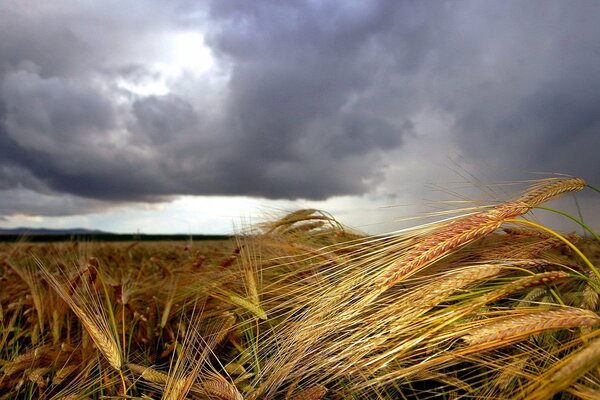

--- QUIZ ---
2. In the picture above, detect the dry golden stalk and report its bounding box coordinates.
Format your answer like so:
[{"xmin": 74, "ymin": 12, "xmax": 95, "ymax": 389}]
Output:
[
  {"xmin": 128, "ymin": 364, "xmax": 240, "ymax": 400},
  {"xmin": 160, "ymin": 279, "xmax": 177, "ymax": 329},
  {"xmin": 375, "ymin": 203, "xmax": 524, "ymax": 289},
  {"xmin": 28, "ymin": 367, "xmax": 48, "ymax": 388},
  {"xmin": 517, "ymin": 287, "xmax": 547, "ymax": 307},
  {"xmin": 289, "ymin": 384, "xmax": 327, "ymax": 400},
  {"xmin": 164, "ymin": 375, "xmax": 192, "ymax": 400},
  {"xmin": 567, "ymin": 383, "xmax": 600, "ymax": 400},
  {"xmin": 2, "ymin": 347, "xmax": 45, "ymax": 375},
  {"xmin": 52, "ymin": 308, "xmax": 62, "ymax": 345},
  {"xmin": 53, "ymin": 364, "xmax": 80, "ymax": 385},
  {"xmin": 375, "ymin": 177, "xmax": 585, "ymax": 290},
  {"xmin": 410, "ymin": 369, "xmax": 472, "ymax": 393},
  {"xmin": 401, "ymin": 264, "xmax": 503, "ymax": 311},
  {"xmin": 425, "ymin": 264, "xmax": 503, "ymax": 300},
  {"xmin": 463, "ymin": 308, "xmax": 600, "ymax": 346},
  {"xmin": 5, "ymin": 260, "xmax": 48, "ymax": 336},
  {"xmin": 265, "ymin": 209, "xmax": 328, "ymax": 233},
  {"xmin": 212, "ymin": 312, "xmax": 236, "ymax": 347},
  {"xmin": 511, "ymin": 234, "xmax": 581, "ymax": 258}
]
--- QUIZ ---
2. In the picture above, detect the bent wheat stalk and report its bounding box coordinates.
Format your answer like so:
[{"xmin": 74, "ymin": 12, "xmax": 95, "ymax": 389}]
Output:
[{"xmin": 374, "ymin": 177, "xmax": 585, "ymax": 291}]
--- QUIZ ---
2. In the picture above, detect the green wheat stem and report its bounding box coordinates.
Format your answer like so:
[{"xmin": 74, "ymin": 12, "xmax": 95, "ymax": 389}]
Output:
[
  {"xmin": 573, "ymin": 195, "xmax": 586, "ymax": 238},
  {"xmin": 586, "ymin": 184, "xmax": 600, "ymax": 194},
  {"xmin": 536, "ymin": 206, "xmax": 600, "ymax": 242}
]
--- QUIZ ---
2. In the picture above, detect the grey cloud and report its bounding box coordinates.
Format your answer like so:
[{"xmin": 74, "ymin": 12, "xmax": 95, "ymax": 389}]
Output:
[
  {"xmin": 1, "ymin": 0, "xmax": 599, "ymax": 219},
  {"xmin": 0, "ymin": 187, "xmax": 113, "ymax": 217},
  {"xmin": 131, "ymin": 95, "xmax": 200, "ymax": 144},
  {"xmin": 2, "ymin": 69, "xmax": 116, "ymax": 152},
  {"xmin": 1, "ymin": 0, "xmax": 413, "ymax": 215},
  {"xmin": 426, "ymin": 1, "xmax": 600, "ymax": 180}
]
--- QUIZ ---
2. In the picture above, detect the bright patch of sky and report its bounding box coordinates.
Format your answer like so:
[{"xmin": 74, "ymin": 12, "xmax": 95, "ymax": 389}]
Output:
[{"xmin": 116, "ymin": 31, "xmax": 215, "ymax": 96}]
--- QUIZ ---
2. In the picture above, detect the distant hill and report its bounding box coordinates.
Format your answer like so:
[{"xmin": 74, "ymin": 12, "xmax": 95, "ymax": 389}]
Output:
[
  {"xmin": 0, "ymin": 227, "xmax": 231, "ymax": 242},
  {"xmin": 0, "ymin": 227, "xmax": 108, "ymax": 235}
]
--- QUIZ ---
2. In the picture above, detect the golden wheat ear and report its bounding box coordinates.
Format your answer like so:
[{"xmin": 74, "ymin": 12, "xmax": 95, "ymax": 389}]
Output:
[
  {"xmin": 200, "ymin": 371, "xmax": 244, "ymax": 400},
  {"xmin": 374, "ymin": 177, "xmax": 586, "ymax": 291},
  {"xmin": 462, "ymin": 308, "xmax": 600, "ymax": 347},
  {"xmin": 36, "ymin": 257, "xmax": 123, "ymax": 372},
  {"xmin": 289, "ymin": 384, "xmax": 327, "ymax": 400}
]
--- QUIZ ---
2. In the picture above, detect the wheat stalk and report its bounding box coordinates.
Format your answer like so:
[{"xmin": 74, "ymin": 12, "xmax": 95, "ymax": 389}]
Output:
[
  {"xmin": 493, "ymin": 355, "xmax": 529, "ymax": 391},
  {"xmin": 374, "ymin": 202, "xmax": 526, "ymax": 289},
  {"xmin": 73, "ymin": 304, "xmax": 123, "ymax": 371}
]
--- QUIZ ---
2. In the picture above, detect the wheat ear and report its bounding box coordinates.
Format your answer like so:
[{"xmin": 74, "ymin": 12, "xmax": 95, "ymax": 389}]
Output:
[
  {"xmin": 37, "ymin": 262, "xmax": 123, "ymax": 371},
  {"xmin": 374, "ymin": 202, "xmax": 527, "ymax": 289},
  {"xmin": 201, "ymin": 376, "xmax": 244, "ymax": 400},
  {"xmin": 481, "ymin": 271, "xmax": 570, "ymax": 304},
  {"xmin": 290, "ymin": 384, "xmax": 327, "ymax": 400},
  {"xmin": 227, "ymin": 294, "xmax": 267, "ymax": 320},
  {"xmin": 72, "ymin": 303, "xmax": 123, "ymax": 371},
  {"xmin": 515, "ymin": 177, "xmax": 586, "ymax": 207},
  {"xmin": 127, "ymin": 363, "xmax": 169, "ymax": 384},
  {"xmin": 463, "ymin": 308, "xmax": 600, "ymax": 346},
  {"xmin": 414, "ymin": 264, "xmax": 504, "ymax": 308},
  {"xmin": 375, "ymin": 177, "xmax": 585, "ymax": 290}
]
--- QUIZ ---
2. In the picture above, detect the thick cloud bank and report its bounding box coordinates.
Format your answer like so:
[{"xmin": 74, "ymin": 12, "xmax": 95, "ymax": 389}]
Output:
[{"xmin": 1, "ymin": 1, "xmax": 599, "ymax": 217}]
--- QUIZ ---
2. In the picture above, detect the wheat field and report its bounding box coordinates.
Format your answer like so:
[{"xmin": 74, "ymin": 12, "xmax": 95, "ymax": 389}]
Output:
[{"xmin": 1, "ymin": 177, "xmax": 599, "ymax": 399}]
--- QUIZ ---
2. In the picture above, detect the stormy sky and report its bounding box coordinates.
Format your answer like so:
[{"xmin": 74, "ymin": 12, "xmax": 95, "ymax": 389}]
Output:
[{"xmin": 1, "ymin": 1, "xmax": 599, "ymax": 234}]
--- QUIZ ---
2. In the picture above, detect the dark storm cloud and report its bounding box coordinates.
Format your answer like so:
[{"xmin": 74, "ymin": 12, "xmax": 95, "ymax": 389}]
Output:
[
  {"xmin": 0, "ymin": 0, "xmax": 599, "ymax": 218},
  {"xmin": 429, "ymin": 1, "xmax": 600, "ymax": 180}
]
